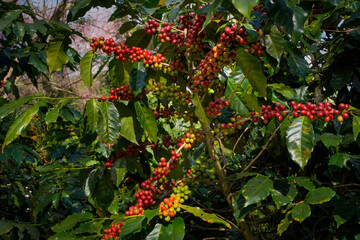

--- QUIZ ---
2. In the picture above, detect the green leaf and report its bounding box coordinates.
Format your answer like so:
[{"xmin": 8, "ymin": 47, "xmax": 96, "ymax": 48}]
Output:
[
  {"xmin": 286, "ymin": 116, "xmax": 315, "ymax": 168},
  {"xmin": 120, "ymin": 216, "xmax": 146, "ymax": 237},
  {"xmin": 119, "ymin": 21, "xmax": 138, "ymax": 34},
  {"xmin": 4, "ymin": 102, "xmax": 44, "ymax": 147},
  {"xmin": 48, "ymin": 231, "xmax": 76, "ymax": 240},
  {"xmin": 0, "ymin": 9, "xmax": 23, "ymax": 32},
  {"xmin": 86, "ymin": 98, "xmax": 100, "ymax": 133},
  {"xmin": 232, "ymin": 0, "xmax": 258, "ymax": 20},
  {"xmin": 0, "ymin": 220, "xmax": 14, "ymax": 234},
  {"xmin": 241, "ymin": 92, "xmax": 261, "ymax": 113},
  {"xmin": 146, "ymin": 223, "xmax": 167, "ymax": 240},
  {"xmin": 287, "ymin": 176, "xmax": 315, "ymax": 191},
  {"xmin": 331, "ymin": 66, "xmax": 353, "ymax": 91},
  {"xmin": 268, "ymin": 83, "xmax": 294, "ymax": 99},
  {"xmin": 85, "ymin": 169, "xmax": 99, "ymax": 197},
  {"xmin": 192, "ymin": 93, "xmax": 210, "ymax": 126},
  {"xmin": 67, "ymin": 0, "xmax": 92, "ymax": 21},
  {"xmin": 74, "ymin": 220, "xmax": 105, "ymax": 234},
  {"xmin": 146, "ymin": 217, "xmax": 185, "ymax": 240},
  {"xmin": 286, "ymin": 48, "xmax": 308, "ymax": 78},
  {"xmin": 130, "ymin": 62, "xmax": 147, "ymax": 96},
  {"xmin": 321, "ymin": 133, "xmax": 342, "ymax": 148},
  {"xmin": 265, "ymin": 26, "xmax": 286, "ymax": 63},
  {"xmin": 242, "ymin": 175, "xmax": 273, "ymax": 207},
  {"xmin": 236, "ymin": 49, "xmax": 267, "ymax": 98},
  {"xmin": 29, "ymin": 53, "xmax": 48, "ymax": 72},
  {"xmin": 52, "ymin": 212, "xmax": 92, "ymax": 232},
  {"xmin": 125, "ymin": 29, "xmax": 152, "ymax": 48},
  {"xmin": 135, "ymin": 102, "xmax": 158, "ymax": 143},
  {"xmin": 45, "ymin": 106, "xmax": 61, "ymax": 124},
  {"xmin": 277, "ymin": 212, "xmax": 292, "ymax": 236},
  {"xmin": 97, "ymin": 102, "xmax": 121, "ymax": 143},
  {"xmin": 143, "ymin": 209, "xmax": 159, "ymax": 223},
  {"xmin": 46, "ymin": 34, "xmax": 69, "ymax": 75},
  {"xmin": 0, "ymin": 97, "xmax": 33, "ymax": 120},
  {"xmin": 305, "ymin": 187, "xmax": 336, "ymax": 205},
  {"xmin": 109, "ymin": 59, "xmax": 129, "ymax": 86},
  {"xmin": 201, "ymin": 0, "xmax": 221, "ymax": 32},
  {"xmin": 80, "ymin": 50, "xmax": 94, "ymax": 88},
  {"xmin": 181, "ymin": 205, "xmax": 230, "ymax": 228},
  {"xmin": 117, "ymin": 102, "xmax": 139, "ymax": 144},
  {"xmin": 232, "ymin": 193, "xmax": 252, "ymax": 223},
  {"xmin": 329, "ymin": 153, "xmax": 350, "ymax": 168},
  {"xmin": 291, "ymin": 201, "xmax": 311, "ymax": 223},
  {"xmin": 224, "ymin": 82, "xmax": 249, "ymax": 116},
  {"xmin": 111, "ymin": 158, "xmax": 126, "ymax": 187},
  {"xmin": 265, "ymin": 0, "xmax": 294, "ymax": 33},
  {"xmin": 353, "ymin": 116, "xmax": 360, "ymax": 140},
  {"xmin": 290, "ymin": 3, "xmax": 309, "ymax": 42},
  {"xmin": 271, "ymin": 180, "xmax": 298, "ymax": 208},
  {"xmin": 169, "ymin": 217, "xmax": 185, "ymax": 240}
]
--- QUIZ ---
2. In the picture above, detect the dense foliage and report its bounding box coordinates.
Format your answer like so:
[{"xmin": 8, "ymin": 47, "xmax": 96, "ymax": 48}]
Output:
[{"xmin": 1, "ymin": 0, "xmax": 360, "ymax": 239}]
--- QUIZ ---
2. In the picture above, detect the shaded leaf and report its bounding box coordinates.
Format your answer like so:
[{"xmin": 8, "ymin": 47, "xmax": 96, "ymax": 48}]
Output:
[
  {"xmin": 305, "ymin": 187, "xmax": 336, "ymax": 205},
  {"xmin": 286, "ymin": 116, "xmax": 315, "ymax": 168},
  {"xmin": 286, "ymin": 48, "xmax": 308, "ymax": 78},
  {"xmin": 287, "ymin": 176, "xmax": 315, "ymax": 191},
  {"xmin": 130, "ymin": 62, "xmax": 147, "ymax": 96},
  {"xmin": 120, "ymin": 216, "xmax": 146, "ymax": 237},
  {"xmin": 119, "ymin": 21, "xmax": 138, "ymax": 34},
  {"xmin": 0, "ymin": 9, "xmax": 23, "ymax": 32},
  {"xmin": 0, "ymin": 97, "xmax": 33, "ymax": 120},
  {"xmin": 46, "ymin": 34, "xmax": 69, "ymax": 74},
  {"xmin": 135, "ymin": 102, "xmax": 158, "ymax": 143},
  {"xmin": 242, "ymin": 175, "xmax": 273, "ymax": 207},
  {"xmin": 329, "ymin": 153, "xmax": 350, "ymax": 168},
  {"xmin": 85, "ymin": 169, "xmax": 99, "ymax": 197},
  {"xmin": 291, "ymin": 201, "xmax": 311, "ymax": 223},
  {"xmin": 52, "ymin": 212, "xmax": 92, "ymax": 232},
  {"xmin": 181, "ymin": 205, "xmax": 230, "ymax": 228},
  {"xmin": 265, "ymin": 26, "xmax": 286, "ymax": 63},
  {"xmin": 125, "ymin": 29, "xmax": 152, "ymax": 48},
  {"xmin": 265, "ymin": 0, "xmax": 294, "ymax": 33},
  {"xmin": 29, "ymin": 53, "xmax": 48, "ymax": 72},
  {"xmin": 353, "ymin": 116, "xmax": 360, "ymax": 140},
  {"xmin": 80, "ymin": 50, "xmax": 94, "ymax": 88},
  {"xmin": 321, "ymin": 133, "xmax": 342, "ymax": 148},
  {"xmin": 277, "ymin": 212, "xmax": 292, "ymax": 236},
  {"xmin": 0, "ymin": 220, "xmax": 14, "ymax": 234}
]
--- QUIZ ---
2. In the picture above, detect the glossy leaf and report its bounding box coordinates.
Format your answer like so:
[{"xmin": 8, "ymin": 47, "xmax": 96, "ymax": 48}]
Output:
[
  {"xmin": 265, "ymin": 0, "xmax": 294, "ymax": 33},
  {"xmin": 80, "ymin": 50, "xmax": 94, "ymax": 88},
  {"xmin": 84, "ymin": 169, "xmax": 99, "ymax": 197},
  {"xmin": 0, "ymin": 97, "xmax": 33, "ymax": 120},
  {"xmin": 242, "ymin": 175, "xmax": 273, "ymax": 207},
  {"xmin": 353, "ymin": 116, "xmax": 360, "ymax": 140},
  {"xmin": 232, "ymin": 0, "xmax": 258, "ymax": 20},
  {"xmin": 46, "ymin": 34, "xmax": 69, "ymax": 74},
  {"xmin": 192, "ymin": 93, "xmax": 210, "ymax": 126},
  {"xmin": 291, "ymin": 201, "xmax": 311, "ymax": 223},
  {"xmin": 52, "ymin": 212, "xmax": 92, "ymax": 232},
  {"xmin": 0, "ymin": 9, "xmax": 23, "ymax": 32},
  {"xmin": 329, "ymin": 153, "xmax": 350, "ymax": 168},
  {"xmin": 232, "ymin": 193, "xmax": 252, "ymax": 223},
  {"xmin": 321, "ymin": 133, "xmax": 342, "ymax": 148},
  {"xmin": 286, "ymin": 48, "xmax": 308, "ymax": 78},
  {"xmin": 130, "ymin": 62, "xmax": 147, "ymax": 96},
  {"xmin": 236, "ymin": 49, "xmax": 267, "ymax": 98},
  {"xmin": 67, "ymin": 0, "xmax": 92, "ymax": 21},
  {"xmin": 265, "ymin": 26, "xmax": 286, "ymax": 63},
  {"xmin": 135, "ymin": 102, "xmax": 158, "ymax": 143},
  {"xmin": 97, "ymin": 101, "xmax": 121, "ymax": 143},
  {"xmin": 111, "ymin": 158, "xmax": 126, "ymax": 187},
  {"xmin": 286, "ymin": 116, "xmax": 315, "ymax": 168},
  {"xmin": 45, "ymin": 106, "xmax": 61, "ymax": 124},
  {"xmin": 120, "ymin": 216, "xmax": 146, "ymax": 237},
  {"xmin": 290, "ymin": 3, "xmax": 309, "ymax": 42},
  {"xmin": 4, "ymin": 102, "xmax": 45, "ymax": 147},
  {"xmin": 117, "ymin": 102, "xmax": 139, "ymax": 144},
  {"xmin": 181, "ymin": 205, "xmax": 231, "ymax": 228},
  {"xmin": 86, "ymin": 98, "xmax": 100, "ymax": 133},
  {"xmin": 305, "ymin": 187, "xmax": 336, "ymax": 205}
]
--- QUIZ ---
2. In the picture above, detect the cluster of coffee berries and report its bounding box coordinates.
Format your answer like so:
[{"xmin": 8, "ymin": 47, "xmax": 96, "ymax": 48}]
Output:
[
  {"xmin": 100, "ymin": 84, "xmax": 136, "ymax": 102},
  {"xmin": 144, "ymin": 19, "xmax": 160, "ymax": 35},
  {"xmin": 246, "ymin": 42, "xmax": 265, "ymax": 55},
  {"xmin": 106, "ymin": 141, "xmax": 148, "ymax": 167},
  {"xmin": 153, "ymin": 106, "xmax": 176, "ymax": 119},
  {"xmin": 158, "ymin": 21, "xmax": 185, "ymax": 45},
  {"xmin": 176, "ymin": 130, "xmax": 203, "ymax": 149},
  {"xmin": 100, "ymin": 221, "xmax": 123, "ymax": 240},
  {"xmin": 152, "ymin": 82, "xmax": 192, "ymax": 106},
  {"xmin": 90, "ymin": 38, "xmax": 166, "ymax": 67},
  {"xmin": 158, "ymin": 193, "xmax": 182, "ymax": 221},
  {"xmin": 291, "ymin": 101, "xmax": 349, "ymax": 122},
  {"xmin": 260, "ymin": 103, "xmax": 287, "ymax": 123},
  {"xmin": 205, "ymin": 99, "xmax": 229, "ymax": 117},
  {"xmin": 150, "ymin": 136, "xmax": 172, "ymax": 149},
  {"xmin": 125, "ymin": 204, "xmax": 145, "ymax": 216},
  {"xmin": 252, "ymin": 5, "xmax": 266, "ymax": 14},
  {"xmin": 167, "ymin": 59, "xmax": 185, "ymax": 74}
]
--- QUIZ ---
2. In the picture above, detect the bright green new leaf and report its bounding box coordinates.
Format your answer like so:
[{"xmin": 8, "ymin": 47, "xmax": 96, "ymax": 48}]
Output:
[
  {"xmin": 286, "ymin": 116, "xmax": 315, "ymax": 168},
  {"xmin": 80, "ymin": 50, "xmax": 94, "ymax": 88},
  {"xmin": 305, "ymin": 187, "xmax": 336, "ymax": 205},
  {"xmin": 192, "ymin": 93, "xmax": 210, "ymax": 126},
  {"xmin": 242, "ymin": 175, "xmax": 273, "ymax": 207},
  {"xmin": 46, "ymin": 34, "xmax": 69, "ymax": 75}
]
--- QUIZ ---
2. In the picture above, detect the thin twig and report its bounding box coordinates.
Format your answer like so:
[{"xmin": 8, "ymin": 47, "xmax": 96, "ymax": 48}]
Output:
[{"xmin": 240, "ymin": 121, "xmax": 284, "ymax": 174}]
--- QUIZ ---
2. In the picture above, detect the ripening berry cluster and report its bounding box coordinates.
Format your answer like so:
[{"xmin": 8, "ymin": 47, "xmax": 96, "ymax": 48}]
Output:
[
  {"xmin": 144, "ymin": 19, "xmax": 160, "ymax": 35},
  {"xmin": 152, "ymin": 82, "xmax": 192, "ymax": 106},
  {"xmin": 100, "ymin": 84, "xmax": 136, "ymax": 102},
  {"xmin": 205, "ymin": 98, "xmax": 229, "ymax": 117},
  {"xmin": 246, "ymin": 42, "xmax": 265, "ymax": 55},
  {"xmin": 90, "ymin": 38, "xmax": 166, "ymax": 67},
  {"xmin": 255, "ymin": 102, "xmax": 287, "ymax": 123},
  {"xmin": 176, "ymin": 130, "xmax": 204, "ymax": 149},
  {"xmin": 167, "ymin": 59, "xmax": 185, "ymax": 75},
  {"xmin": 291, "ymin": 101, "xmax": 350, "ymax": 122},
  {"xmin": 100, "ymin": 221, "xmax": 123, "ymax": 240},
  {"xmin": 153, "ymin": 106, "xmax": 176, "ymax": 119}
]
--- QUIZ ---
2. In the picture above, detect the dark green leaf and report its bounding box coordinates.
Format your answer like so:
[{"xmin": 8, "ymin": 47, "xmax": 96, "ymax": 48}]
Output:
[
  {"xmin": 236, "ymin": 49, "xmax": 267, "ymax": 97},
  {"xmin": 242, "ymin": 175, "xmax": 273, "ymax": 207},
  {"xmin": 120, "ymin": 216, "xmax": 146, "ymax": 237},
  {"xmin": 334, "ymin": 199, "xmax": 355, "ymax": 228},
  {"xmin": 305, "ymin": 187, "xmax": 336, "ymax": 205},
  {"xmin": 232, "ymin": 193, "xmax": 252, "ymax": 223},
  {"xmin": 353, "ymin": 116, "xmax": 360, "ymax": 140},
  {"xmin": 265, "ymin": 0, "xmax": 294, "ymax": 33},
  {"xmin": 46, "ymin": 34, "xmax": 69, "ymax": 74},
  {"xmin": 111, "ymin": 158, "xmax": 126, "ymax": 187},
  {"xmin": 290, "ymin": 4, "xmax": 309, "ymax": 42},
  {"xmin": 241, "ymin": 92, "xmax": 261, "ymax": 113},
  {"xmin": 321, "ymin": 133, "xmax": 342, "ymax": 148},
  {"xmin": 271, "ymin": 181, "xmax": 298, "ymax": 208},
  {"xmin": 0, "ymin": 220, "xmax": 14, "ymax": 234},
  {"xmin": 286, "ymin": 48, "xmax": 308, "ymax": 78},
  {"xmin": 286, "ymin": 116, "xmax": 315, "ymax": 168},
  {"xmin": 80, "ymin": 50, "xmax": 94, "ymax": 88},
  {"xmin": 331, "ymin": 67, "xmax": 353, "ymax": 91},
  {"xmin": 192, "ymin": 93, "xmax": 210, "ymax": 126},
  {"xmin": 119, "ymin": 21, "xmax": 138, "ymax": 34},
  {"xmin": 277, "ymin": 212, "xmax": 292, "ymax": 236},
  {"xmin": 180, "ymin": 205, "xmax": 230, "ymax": 228},
  {"xmin": 135, "ymin": 102, "xmax": 158, "ymax": 143},
  {"xmin": 67, "ymin": 0, "xmax": 92, "ymax": 22},
  {"xmin": 268, "ymin": 83, "xmax": 294, "ymax": 99},
  {"xmin": 291, "ymin": 201, "xmax": 311, "ymax": 223},
  {"xmin": 232, "ymin": 0, "xmax": 258, "ymax": 20},
  {"xmin": 52, "ymin": 212, "xmax": 92, "ymax": 232},
  {"xmin": 48, "ymin": 231, "xmax": 76, "ymax": 240},
  {"xmin": 201, "ymin": 0, "xmax": 221, "ymax": 32},
  {"xmin": 85, "ymin": 169, "xmax": 99, "ymax": 197},
  {"xmin": 97, "ymin": 101, "xmax": 121, "ymax": 143},
  {"xmin": 86, "ymin": 98, "xmax": 100, "ymax": 133},
  {"xmin": 130, "ymin": 62, "xmax": 147, "ymax": 96},
  {"xmin": 329, "ymin": 153, "xmax": 350, "ymax": 168},
  {"xmin": 29, "ymin": 53, "xmax": 48, "ymax": 73},
  {"xmin": 74, "ymin": 220, "xmax": 105, "ymax": 234},
  {"xmin": 265, "ymin": 26, "xmax": 286, "ymax": 63},
  {"xmin": 125, "ymin": 29, "xmax": 152, "ymax": 48},
  {"xmin": 287, "ymin": 176, "xmax": 315, "ymax": 191},
  {"xmin": 109, "ymin": 58, "xmax": 129, "ymax": 86},
  {"xmin": 0, "ymin": 9, "xmax": 23, "ymax": 32},
  {"xmin": 4, "ymin": 102, "xmax": 45, "ymax": 147},
  {"xmin": 0, "ymin": 97, "xmax": 33, "ymax": 120},
  {"xmin": 146, "ymin": 217, "xmax": 185, "ymax": 240},
  {"xmin": 224, "ymin": 81, "xmax": 249, "ymax": 117}
]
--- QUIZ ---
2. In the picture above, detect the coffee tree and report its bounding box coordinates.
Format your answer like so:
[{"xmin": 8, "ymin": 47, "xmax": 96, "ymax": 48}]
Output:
[{"xmin": 1, "ymin": 0, "xmax": 360, "ymax": 239}]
